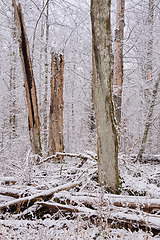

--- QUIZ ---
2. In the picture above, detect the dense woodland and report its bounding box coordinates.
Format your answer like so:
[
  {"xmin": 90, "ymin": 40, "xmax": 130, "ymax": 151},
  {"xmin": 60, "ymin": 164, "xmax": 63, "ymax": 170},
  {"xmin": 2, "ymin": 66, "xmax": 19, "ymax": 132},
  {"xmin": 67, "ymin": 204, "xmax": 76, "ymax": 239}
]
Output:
[{"xmin": 0, "ymin": 0, "xmax": 160, "ymax": 239}]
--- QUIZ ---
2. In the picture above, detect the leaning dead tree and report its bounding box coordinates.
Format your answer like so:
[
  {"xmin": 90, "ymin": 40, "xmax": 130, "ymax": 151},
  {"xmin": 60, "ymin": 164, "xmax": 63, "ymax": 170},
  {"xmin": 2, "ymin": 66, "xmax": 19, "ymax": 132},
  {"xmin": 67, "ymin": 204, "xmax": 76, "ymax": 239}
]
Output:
[
  {"xmin": 48, "ymin": 51, "xmax": 64, "ymax": 156},
  {"xmin": 12, "ymin": 0, "xmax": 41, "ymax": 156}
]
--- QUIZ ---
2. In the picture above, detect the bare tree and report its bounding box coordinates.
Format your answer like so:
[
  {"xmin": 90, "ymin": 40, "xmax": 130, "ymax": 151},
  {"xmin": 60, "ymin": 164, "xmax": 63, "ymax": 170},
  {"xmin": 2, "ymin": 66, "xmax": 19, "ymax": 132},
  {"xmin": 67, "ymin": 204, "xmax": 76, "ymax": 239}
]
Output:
[
  {"xmin": 146, "ymin": 0, "xmax": 154, "ymax": 81},
  {"xmin": 136, "ymin": 73, "xmax": 160, "ymax": 162},
  {"xmin": 91, "ymin": 0, "xmax": 119, "ymax": 192},
  {"xmin": 136, "ymin": 0, "xmax": 157, "ymax": 161}
]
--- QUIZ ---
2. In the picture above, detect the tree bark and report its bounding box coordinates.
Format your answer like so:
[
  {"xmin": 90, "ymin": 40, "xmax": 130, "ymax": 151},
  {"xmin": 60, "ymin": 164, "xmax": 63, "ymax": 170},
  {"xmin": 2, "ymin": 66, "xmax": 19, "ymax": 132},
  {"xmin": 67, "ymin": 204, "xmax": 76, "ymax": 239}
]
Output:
[
  {"xmin": 146, "ymin": 0, "xmax": 154, "ymax": 81},
  {"xmin": 43, "ymin": 0, "xmax": 49, "ymax": 151},
  {"xmin": 9, "ymin": 5, "xmax": 17, "ymax": 140},
  {"xmin": 136, "ymin": 73, "xmax": 160, "ymax": 162},
  {"xmin": 48, "ymin": 51, "xmax": 64, "ymax": 157},
  {"xmin": 113, "ymin": 0, "xmax": 125, "ymax": 125},
  {"xmin": 12, "ymin": 0, "xmax": 41, "ymax": 156},
  {"xmin": 91, "ymin": 0, "xmax": 119, "ymax": 192}
]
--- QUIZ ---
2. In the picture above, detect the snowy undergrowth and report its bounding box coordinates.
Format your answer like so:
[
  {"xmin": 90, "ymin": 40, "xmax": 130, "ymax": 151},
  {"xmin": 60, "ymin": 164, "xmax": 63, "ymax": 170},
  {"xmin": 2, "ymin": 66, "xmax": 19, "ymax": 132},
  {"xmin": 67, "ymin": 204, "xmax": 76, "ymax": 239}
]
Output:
[
  {"xmin": 119, "ymin": 154, "xmax": 160, "ymax": 198},
  {"xmin": 0, "ymin": 152, "xmax": 160, "ymax": 239},
  {"xmin": 0, "ymin": 219, "xmax": 158, "ymax": 240}
]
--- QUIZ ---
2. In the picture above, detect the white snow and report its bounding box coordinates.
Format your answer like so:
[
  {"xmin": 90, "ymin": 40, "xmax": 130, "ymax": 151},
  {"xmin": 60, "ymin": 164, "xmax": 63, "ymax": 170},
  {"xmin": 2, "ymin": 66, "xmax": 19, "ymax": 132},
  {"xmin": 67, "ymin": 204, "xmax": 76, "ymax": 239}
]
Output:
[{"xmin": 0, "ymin": 154, "xmax": 159, "ymax": 239}]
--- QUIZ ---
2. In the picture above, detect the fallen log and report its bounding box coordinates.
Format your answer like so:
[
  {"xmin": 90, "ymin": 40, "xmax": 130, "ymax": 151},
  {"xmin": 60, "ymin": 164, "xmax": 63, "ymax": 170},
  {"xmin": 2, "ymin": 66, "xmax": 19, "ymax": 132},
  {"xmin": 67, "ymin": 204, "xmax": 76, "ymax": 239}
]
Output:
[
  {"xmin": 37, "ymin": 201, "xmax": 97, "ymax": 216},
  {"xmin": 0, "ymin": 181, "xmax": 81, "ymax": 213},
  {"xmin": 0, "ymin": 187, "xmax": 20, "ymax": 199},
  {"xmin": 39, "ymin": 200, "xmax": 160, "ymax": 235},
  {"xmin": 53, "ymin": 191, "xmax": 160, "ymax": 213},
  {"xmin": 106, "ymin": 196, "xmax": 160, "ymax": 213},
  {"xmin": 131, "ymin": 154, "xmax": 160, "ymax": 164},
  {"xmin": 36, "ymin": 200, "xmax": 160, "ymax": 235},
  {"xmin": 108, "ymin": 210, "xmax": 160, "ymax": 235}
]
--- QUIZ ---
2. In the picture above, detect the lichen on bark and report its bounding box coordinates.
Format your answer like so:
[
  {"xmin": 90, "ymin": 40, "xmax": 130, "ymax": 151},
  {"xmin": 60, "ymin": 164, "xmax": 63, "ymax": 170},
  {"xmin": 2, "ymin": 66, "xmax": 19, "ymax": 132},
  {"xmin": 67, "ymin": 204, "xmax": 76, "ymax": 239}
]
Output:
[{"xmin": 91, "ymin": 0, "xmax": 119, "ymax": 192}]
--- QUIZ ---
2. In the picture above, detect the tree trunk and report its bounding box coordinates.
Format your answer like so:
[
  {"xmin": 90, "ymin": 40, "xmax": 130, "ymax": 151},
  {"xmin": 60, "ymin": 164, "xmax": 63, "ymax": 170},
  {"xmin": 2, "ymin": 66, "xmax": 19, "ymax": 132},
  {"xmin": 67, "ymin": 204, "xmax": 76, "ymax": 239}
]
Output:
[
  {"xmin": 113, "ymin": 0, "xmax": 125, "ymax": 125},
  {"xmin": 91, "ymin": 0, "xmax": 119, "ymax": 192},
  {"xmin": 43, "ymin": 0, "xmax": 49, "ymax": 151},
  {"xmin": 38, "ymin": 0, "xmax": 45, "ymax": 112},
  {"xmin": 48, "ymin": 51, "xmax": 64, "ymax": 157},
  {"xmin": 136, "ymin": 73, "xmax": 160, "ymax": 162},
  {"xmin": 12, "ymin": 0, "xmax": 41, "ymax": 156},
  {"xmin": 9, "ymin": 4, "xmax": 17, "ymax": 141},
  {"xmin": 146, "ymin": 0, "xmax": 154, "ymax": 81},
  {"xmin": 137, "ymin": 0, "xmax": 156, "ymax": 162}
]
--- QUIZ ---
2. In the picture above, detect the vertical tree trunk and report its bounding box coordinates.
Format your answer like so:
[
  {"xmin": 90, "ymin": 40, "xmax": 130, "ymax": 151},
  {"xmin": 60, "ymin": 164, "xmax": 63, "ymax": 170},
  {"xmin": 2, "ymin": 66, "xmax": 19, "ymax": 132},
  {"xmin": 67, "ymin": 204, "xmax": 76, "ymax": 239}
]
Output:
[
  {"xmin": 113, "ymin": 0, "xmax": 125, "ymax": 125},
  {"xmin": 91, "ymin": 0, "xmax": 119, "ymax": 192},
  {"xmin": 13, "ymin": 0, "xmax": 41, "ymax": 156},
  {"xmin": 137, "ymin": 0, "xmax": 155, "ymax": 161},
  {"xmin": 38, "ymin": 0, "xmax": 45, "ymax": 109},
  {"xmin": 9, "ymin": 4, "xmax": 17, "ymax": 140},
  {"xmin": 146, "ymin": 0, "xmax": 154, "ymax": 81},
  {"xmin": 43, "ymin": 0, "xmax": 49, "ymax": 151},
  {"xmin": 89, "ymin": 84, "xmax": 96, "ymax": 140},
  {"xmin": 48, "ymin": 51, "xmax": 64, "ymax": 158}
]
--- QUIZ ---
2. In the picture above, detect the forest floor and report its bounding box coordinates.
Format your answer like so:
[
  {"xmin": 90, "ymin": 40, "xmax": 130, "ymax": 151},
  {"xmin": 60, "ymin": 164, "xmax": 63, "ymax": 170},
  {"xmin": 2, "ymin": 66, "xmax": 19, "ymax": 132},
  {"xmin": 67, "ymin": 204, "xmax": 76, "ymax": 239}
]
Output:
[{"xmin": 0, "ymin": 152, "xmax": 160, "ymax": 239}]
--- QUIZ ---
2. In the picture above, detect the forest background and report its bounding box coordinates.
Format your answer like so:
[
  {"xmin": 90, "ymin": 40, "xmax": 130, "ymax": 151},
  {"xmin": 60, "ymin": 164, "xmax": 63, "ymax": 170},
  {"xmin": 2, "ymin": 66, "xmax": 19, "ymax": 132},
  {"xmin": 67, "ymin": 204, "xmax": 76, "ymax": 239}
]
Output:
[
  {"xmin": 0, "ymin": 0, "xmax": 160, "ymax": 239},
  {"xmin": 0, "ymin": 0, "xmax": 160, "ymax": 164}
]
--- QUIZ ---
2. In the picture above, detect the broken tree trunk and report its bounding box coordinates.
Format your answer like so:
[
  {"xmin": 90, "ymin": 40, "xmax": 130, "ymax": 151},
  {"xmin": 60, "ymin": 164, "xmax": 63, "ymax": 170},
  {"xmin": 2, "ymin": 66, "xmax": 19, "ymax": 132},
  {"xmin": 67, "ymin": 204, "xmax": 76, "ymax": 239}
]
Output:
[
  {"xmin": 12, "ymin": 0, "xmax": 41, "ymax": 156},
  {"xmin": 48, "ymin": 51, "xmax": 64, "ymax": 157}
]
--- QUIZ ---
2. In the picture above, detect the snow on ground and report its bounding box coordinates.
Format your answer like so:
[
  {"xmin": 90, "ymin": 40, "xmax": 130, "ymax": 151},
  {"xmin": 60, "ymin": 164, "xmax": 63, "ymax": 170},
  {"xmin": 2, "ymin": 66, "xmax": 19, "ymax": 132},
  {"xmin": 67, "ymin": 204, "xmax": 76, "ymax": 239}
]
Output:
[
  {"xmin": 0, "ymin": 153, "xmax": 160, "ymax": 239},
  {"xmin": 0, "ymin": 218, "xmax": 159, "ymax": 239},
  {"xmin": 119, "ymin": 154, "xmax": 160, "ymax": 198}
]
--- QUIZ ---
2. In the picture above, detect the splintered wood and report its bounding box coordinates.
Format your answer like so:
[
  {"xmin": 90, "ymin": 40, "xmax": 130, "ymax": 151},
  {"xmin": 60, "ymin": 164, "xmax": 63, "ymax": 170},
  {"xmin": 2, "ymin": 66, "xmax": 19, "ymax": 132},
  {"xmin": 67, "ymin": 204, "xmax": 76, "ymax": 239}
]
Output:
[
  {"xmin": 12, "ymin": 0, "xmax": 41, "ymax": 156},
  {"xmin": 48, "ymin": 52, "xmax": 64, "ymax": 157}
]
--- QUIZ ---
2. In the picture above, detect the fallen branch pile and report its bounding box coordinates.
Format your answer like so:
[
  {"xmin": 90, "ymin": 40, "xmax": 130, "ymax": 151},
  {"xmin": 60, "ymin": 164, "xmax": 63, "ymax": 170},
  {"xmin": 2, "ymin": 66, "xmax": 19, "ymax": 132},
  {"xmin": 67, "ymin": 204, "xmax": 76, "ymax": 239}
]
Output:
[
  {"xmin": 0, "ymin": 152, "xmax": 160, "ymax": 236},
  {"xmin": 52, "ymin": 191, "xmax": 160, "ymax": 234},
  {"xmin": 0, "ymin": 181, "xmax": 81, "ymax": 212}
]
